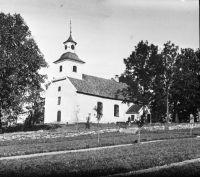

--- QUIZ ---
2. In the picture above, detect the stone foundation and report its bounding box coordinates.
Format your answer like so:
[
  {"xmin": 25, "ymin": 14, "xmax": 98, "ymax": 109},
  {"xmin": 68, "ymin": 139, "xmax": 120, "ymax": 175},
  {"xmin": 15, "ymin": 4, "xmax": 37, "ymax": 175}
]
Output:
[{"xmin": 0, "ymin": 128, "xmax": 118, "ymax": 142}]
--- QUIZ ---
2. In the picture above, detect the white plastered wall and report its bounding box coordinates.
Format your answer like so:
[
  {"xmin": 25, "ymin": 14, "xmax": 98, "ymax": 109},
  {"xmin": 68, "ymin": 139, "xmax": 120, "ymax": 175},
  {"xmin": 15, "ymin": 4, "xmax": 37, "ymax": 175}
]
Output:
[
  {"xmin": 44, "ymin": 78, "xmax": 78, "ymax": 124},
  {"xmin": 54, "ymin": 60, "xmax": 84, "ymax": 79},
  {"xmin": 45, "ymin": 78, "xmax": 134, "ymax": 124},
  {"xmin": 76, "ymin": 93, "xmax": 133, "ymax": 124}
]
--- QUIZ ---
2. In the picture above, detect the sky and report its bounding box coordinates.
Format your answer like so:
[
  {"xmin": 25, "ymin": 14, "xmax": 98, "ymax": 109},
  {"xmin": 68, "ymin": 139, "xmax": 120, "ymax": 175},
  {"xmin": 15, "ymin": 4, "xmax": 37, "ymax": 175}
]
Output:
[{"xmin": 0, "ymin": 0, "xmax": 199, "ymax": 81}]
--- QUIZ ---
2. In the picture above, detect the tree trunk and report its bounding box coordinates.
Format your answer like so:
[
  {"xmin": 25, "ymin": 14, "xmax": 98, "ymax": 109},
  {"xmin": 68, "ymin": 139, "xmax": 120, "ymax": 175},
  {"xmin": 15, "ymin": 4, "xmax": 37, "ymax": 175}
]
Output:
[
  {"xmin": 0, "ymin": 110, "xmax": 2, "ymax": 134},
  {"xmin": 194, "ymin": 112, "xmax": 197, "ymax": 123},
  {"xmin": 150, "ymin": 114, "xmax": 152, "ymax": 124},
  {"xmin": 97, "ymin": 121, "xmax": 100, "ymax": 144},
  {"xmin": 166, "ymin": 93, "xmax": 169, "ymax": 123},
  {"xmin": 175, "ymin": 110, "xmax": 179, "ymax": 123},
  {"xmin": 76, "ymin": 122, "xmax": 78, "ymax": 133},
  {"xmin": 138, "ymin": 128, "xmax": 141, "ymax": 143}
]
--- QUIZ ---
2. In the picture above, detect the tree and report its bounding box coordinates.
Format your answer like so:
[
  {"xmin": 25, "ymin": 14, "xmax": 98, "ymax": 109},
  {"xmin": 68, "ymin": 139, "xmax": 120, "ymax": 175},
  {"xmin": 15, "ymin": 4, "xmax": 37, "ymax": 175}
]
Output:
[
  {"xmin": 85, "ymin": 113, "xmax": 91, "ymax": 130},
  {"xmin": 122, "ymin": 40, "xmax": 160, "ymax": 121},
  {"xmin": 24, "ymin": 88, "xmax": 45, "ymax": 127},
  {"xmin": 0, "ymin": 13, "xmax": 48, "ymax": 131},
  {"xmin": 160, "ymin": 41, "xmax": 179, "ymax": 122},
  {"xmin": 121, "ymin": 40, "xmax": 199, "ymax": 123},
  {"xmin": 94, "ymin": 102, "xmax": 103, "ymax": 144},
  {"xmin": 171, "ymin": 48, "xmax": 200, "ymax": 122},
  {"xmin": 195, "ymin": 48, "xmax": 200, "ymax": 121},
  {"xmin": 74, "ymin": 105, "xmax": 80, "ymax": 132}
]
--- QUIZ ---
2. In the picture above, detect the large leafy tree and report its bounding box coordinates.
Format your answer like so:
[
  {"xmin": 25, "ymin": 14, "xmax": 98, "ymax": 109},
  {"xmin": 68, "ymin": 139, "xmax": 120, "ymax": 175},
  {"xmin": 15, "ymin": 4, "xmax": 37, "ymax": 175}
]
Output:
[
  {"xmin": 160, "ymin": 41, "xmax": 179, "ymax": 122},
  {"xmin": 0, "ymin": 13, "xmax": 48, "ymax": 129},
  {"xmin": 122, "ymin": 41, "xmax": 159, "ymax": 105},
  {"xmin": 24, "ymin": 88, "xmax": 45, "ymax": 127},
  {"xmin": 121, "ymin": 40, "xmax": 199, "ymax": 123},
  {"xmin": 121, "ymin": 41, "xmax": 160, "ymax": 122},
  {"xmin": 171, "ymin": 48, "xmax": 200, "ymax": 122}
]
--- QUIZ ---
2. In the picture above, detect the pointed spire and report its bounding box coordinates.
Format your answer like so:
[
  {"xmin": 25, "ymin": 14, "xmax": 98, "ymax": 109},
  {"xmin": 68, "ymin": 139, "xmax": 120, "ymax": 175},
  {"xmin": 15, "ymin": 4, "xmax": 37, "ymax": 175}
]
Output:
[{"xmin": 63, "ymin": 21, "xmax": 77, "ymax": 45}]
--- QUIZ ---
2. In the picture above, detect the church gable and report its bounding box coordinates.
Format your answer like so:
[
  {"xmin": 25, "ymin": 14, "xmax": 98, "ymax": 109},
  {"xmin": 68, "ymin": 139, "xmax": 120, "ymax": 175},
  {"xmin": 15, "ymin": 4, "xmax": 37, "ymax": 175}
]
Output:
[{"xmin": 126, "ymin": 105, "xmax": 141, "ymax": 114}]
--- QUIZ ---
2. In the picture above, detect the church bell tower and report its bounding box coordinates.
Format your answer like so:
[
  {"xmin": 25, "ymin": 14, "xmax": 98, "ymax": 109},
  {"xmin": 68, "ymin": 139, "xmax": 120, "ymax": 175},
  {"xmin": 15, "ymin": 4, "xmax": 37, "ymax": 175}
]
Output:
[{"xmin": 53, "ymin": 21, "xmax": 85, "ymax": 80}]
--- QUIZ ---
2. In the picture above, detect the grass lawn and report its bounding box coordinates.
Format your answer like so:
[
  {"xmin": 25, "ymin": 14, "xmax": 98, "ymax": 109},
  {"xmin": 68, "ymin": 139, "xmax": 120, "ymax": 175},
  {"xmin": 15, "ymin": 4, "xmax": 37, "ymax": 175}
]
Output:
[
  {"xmin": 114, "ymin": 161, "xmax": 200, "ymax": 177},
  {"xmin": 0, "ymin": 128, "xmax": 200, "ymax": 158},
  {"xmin": 0, "ymin": 138, "xmax": 200, "ymax": 177}
]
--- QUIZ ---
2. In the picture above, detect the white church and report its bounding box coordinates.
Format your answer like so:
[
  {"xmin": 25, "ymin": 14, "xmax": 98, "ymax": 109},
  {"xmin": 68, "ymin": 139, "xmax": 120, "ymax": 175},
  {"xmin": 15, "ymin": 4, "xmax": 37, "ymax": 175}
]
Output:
[{"xmin": 44, "ymin": 24, "xmax": 146, "ymax": 124}]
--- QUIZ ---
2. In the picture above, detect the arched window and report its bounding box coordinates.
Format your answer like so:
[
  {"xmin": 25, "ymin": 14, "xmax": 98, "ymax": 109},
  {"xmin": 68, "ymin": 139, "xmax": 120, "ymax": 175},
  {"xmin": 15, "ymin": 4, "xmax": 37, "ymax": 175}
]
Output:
[
  {"xmin": 60, "ymin": 65, "xmax": 62, "ymax": 72},
  {"xmin": 114, "ymin": 104, "xmax": 119, "ymax": 117},
  {"xmin": 57, "ymin": 111, "xmax": 61, "ymax": 122},
  {"xmin": 73, "ymin": 66, "xmax": 77, "ymax": 72},
  {"xmin": 97, "ymin": 102, "xmax": 103, "ymax": 116}
]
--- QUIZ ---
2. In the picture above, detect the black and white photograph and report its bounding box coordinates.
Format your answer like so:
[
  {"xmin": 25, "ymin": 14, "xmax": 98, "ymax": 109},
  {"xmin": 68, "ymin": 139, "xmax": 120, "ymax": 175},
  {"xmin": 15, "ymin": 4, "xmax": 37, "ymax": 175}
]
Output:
[{"xmin": 0, "ymin": 0, "xmax": 199, "ymax": 176}]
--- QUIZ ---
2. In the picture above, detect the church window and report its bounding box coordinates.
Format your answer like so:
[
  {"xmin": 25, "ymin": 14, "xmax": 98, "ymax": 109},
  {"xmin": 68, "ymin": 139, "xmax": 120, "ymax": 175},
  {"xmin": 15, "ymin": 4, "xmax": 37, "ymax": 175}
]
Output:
[
  {"xmin": 57, "ymin": 111, "xmax": 61, "ymax": 122},
  {"xmin": 97, "ymin": 102, "xmax": 103, "ymax": 116},
  {"xmin": 73, "ymin": 66, "xmax": 77, "ymax": 72},
  {"xmin": 58, "ymin": 97, "xmax": 61, "ymax": 105},
  {"xmin": 114, "ymin": 104, "xmax": 119, "ymax": 117},
  {"xmin": 60, "ymin": 65, "xmax": 62, "ymax": 72},
  {"xmin": 71, "ymin": 45, "xmax": 75, "ymax": 50},
  {"xmin": 58, "ymin": 86, "xmax": 61, "ymax": 92}
]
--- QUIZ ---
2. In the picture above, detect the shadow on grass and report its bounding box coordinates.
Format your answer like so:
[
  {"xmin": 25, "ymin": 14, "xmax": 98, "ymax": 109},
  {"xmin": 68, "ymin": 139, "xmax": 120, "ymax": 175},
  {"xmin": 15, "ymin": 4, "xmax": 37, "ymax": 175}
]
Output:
[
  {"xmin": 0, "ymin": 167, "xmax": 129, "ymax": 177},
  {"xmin": 3, "ymin": 165, "xmax": 200, "ymax": 177}
]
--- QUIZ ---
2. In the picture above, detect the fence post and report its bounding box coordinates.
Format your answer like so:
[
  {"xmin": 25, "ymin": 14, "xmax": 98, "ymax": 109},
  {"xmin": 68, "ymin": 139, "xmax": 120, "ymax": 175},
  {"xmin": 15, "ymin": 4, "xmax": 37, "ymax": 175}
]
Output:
[{"xmin": 190, "ymin": 123, "xmax": 193, "ymax": 137}]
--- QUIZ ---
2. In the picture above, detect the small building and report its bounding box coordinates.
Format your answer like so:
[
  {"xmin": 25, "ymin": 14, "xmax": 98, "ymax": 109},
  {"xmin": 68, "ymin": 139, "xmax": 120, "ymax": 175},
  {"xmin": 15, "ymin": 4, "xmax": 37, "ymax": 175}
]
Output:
[{"xmin": 126, "ymin": 105, "xmax": 151, "ymax": 123}]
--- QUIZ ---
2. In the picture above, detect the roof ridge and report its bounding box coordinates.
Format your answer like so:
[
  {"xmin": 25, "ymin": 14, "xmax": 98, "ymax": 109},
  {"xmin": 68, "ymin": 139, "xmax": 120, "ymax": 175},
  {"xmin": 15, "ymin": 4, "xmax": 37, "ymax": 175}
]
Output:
[{"xmin": 83, "ymin": 74, "xmax": 119, "ymax": 82}]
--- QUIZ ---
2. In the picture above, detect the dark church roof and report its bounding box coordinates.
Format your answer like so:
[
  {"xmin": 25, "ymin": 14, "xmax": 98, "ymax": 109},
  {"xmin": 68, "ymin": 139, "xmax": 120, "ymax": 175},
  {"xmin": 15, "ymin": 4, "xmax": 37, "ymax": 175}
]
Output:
[
  {"xmin": 67, "ymin": 74, "xmax": 128, "ymax": 101},
  {"xmin": 53, "ymin": 52, "xmax": 85, "ymax": 64},
  {"xmin": 126, "ymin": 105, "xmax": 141, "ymax": 114},
  {"xmin": 63, "ymin": 34, "xmax": 77, "ymax": 45}
]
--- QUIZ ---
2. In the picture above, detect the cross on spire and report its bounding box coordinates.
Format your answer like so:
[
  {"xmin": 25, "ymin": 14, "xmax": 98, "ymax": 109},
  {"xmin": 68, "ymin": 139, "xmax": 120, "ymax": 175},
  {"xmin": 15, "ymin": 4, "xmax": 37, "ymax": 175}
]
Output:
[
  {"xmin": 70, "ymin": 21, "xmax": 72, "ymax": 34},
  {"xmin": 63, "ymin": 21, "xmax": 77, "ymax": 46}
]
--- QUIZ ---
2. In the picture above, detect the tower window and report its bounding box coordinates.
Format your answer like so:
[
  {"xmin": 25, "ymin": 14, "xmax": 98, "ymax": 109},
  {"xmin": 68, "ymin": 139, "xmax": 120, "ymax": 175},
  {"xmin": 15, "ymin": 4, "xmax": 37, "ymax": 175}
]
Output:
[
  {"xmin": 71, "ymin": 45, "xmax": 75, "ymax": 50},
  {"xmin": 58, "ymin": 86, "xmax": 61, "ymax": 92},
  {"xmin": 58, "ymin": 97, "xmax": 61, "ymax": 105},
  {"xmin": 73, "ymin": 66, "xmax": 77, "ymax": 72},
  {"xmin": 60, "ymin": 65, "xmax": 62, "ymax": 72},
  {"xmin": 114, "ymin": 105, "xmax": 119, "ymax": 117}
]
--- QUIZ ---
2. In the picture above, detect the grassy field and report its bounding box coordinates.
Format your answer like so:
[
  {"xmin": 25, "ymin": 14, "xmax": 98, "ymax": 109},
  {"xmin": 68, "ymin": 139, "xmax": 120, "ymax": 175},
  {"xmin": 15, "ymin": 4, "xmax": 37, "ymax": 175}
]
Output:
[
  {"xmin": 0, "ymin": 128, "xmax": 200, "ymax": 158},
  {"xmin": 0, "ymin": 138, "xmax": 200, "ymax": 177}
]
